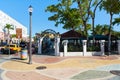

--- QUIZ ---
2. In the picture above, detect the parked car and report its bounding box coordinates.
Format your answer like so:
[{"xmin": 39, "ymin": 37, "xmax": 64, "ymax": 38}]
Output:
[
  {"xmin": 0, "ymin": 45, "xmax": 6, "ymax": 53},
  {"xmin": 1, "ymin": 44, "xmax": 21, "ymax": 54}
]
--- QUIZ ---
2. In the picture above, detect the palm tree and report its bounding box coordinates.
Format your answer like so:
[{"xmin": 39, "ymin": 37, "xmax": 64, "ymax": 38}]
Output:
[
  {"xmin": 102, "ymin": 24, "xmax": 110, "ymax": 35},
  {"xmin": 90, "ymin": 0, "xmax": 103, "ymax": 42},
  {"xmin": 4, "ymin": 24, "xmax": 14, "ymax": 43},
  {"xmin": 100, "ymin": 0, "xmax": 120, "ymax": 55},
  {"xmin": 112, "ymin": 18, "xmax": 120, "ymax": 38},
  {"xmin": 4, "ymin": 24, "xmax": 14, "ymax": 55},
  {"xmin": 94, "ymin": 24, "xmax": 103, "ymax": 35},
  {"xmin": 95, "ymin": 24, "xmax": 110, "ymax": 35},
  {"xmin": 113, "ymin": 18, "xmax": 120, "ymax": 25}
]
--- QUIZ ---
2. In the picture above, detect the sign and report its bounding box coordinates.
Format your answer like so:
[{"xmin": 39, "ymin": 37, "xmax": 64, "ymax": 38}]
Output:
[{"xmin": 16, "ymin": 28, "xmax": 22, "ymax": 38}]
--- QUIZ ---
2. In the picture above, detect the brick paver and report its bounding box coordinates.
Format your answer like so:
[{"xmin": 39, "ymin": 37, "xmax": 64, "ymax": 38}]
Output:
[
  {"xmin": 0, "ymin": 54, "xmax": 120, "ymax": 80},
  {"xmin": 6, "ymin": 71, "xmax": 57, "ymax": 80},
  {"xmin": 32, "ymin": 56, "xmax": 66, "ymax": 64}
]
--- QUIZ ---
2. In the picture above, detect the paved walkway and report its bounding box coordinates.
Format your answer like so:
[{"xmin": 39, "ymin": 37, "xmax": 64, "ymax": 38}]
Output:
[{"xmin": 0, "ymin": 54, "xmax": 120, "ymax": 80}]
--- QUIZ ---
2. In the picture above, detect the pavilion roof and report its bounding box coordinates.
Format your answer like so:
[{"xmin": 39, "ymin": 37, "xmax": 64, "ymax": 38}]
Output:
[
  {"xmin": 60, "ymin": 30, "xmax": 83, "ymax": 39},
  {"xmin": 89, "ymin": 34, "xmax": 118, "ymax": 40}
]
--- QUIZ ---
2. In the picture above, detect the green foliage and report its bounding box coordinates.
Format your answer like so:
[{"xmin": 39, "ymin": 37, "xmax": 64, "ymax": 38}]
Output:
[
  {"xmin": 94, "ymin": 24, "xmax": 120, "ymax": 38},
  {"xmin": 46, "ymin": 0, "xmax": 120, "ymax": 38},
  {"xmin": 75, "ymin": 0, "xmax": 103, "ymax": 37},
  {"xmin": 4, "ymin": 24, "xmax": 14, "ymax": 32},
  {"xmin": 95, "ymin": 24, "xmax": 111, "ymax": 35},
  {"xmin": 11, "ymin": 34, "xmax": 16, "ymax": 38},
  {"xmin": 100, "ymin": 0, "xmax": 120, "ymax": 14},
  {"xmin": 68, "ymin": 43, "xmax": 83, "ymax": 52},
  {"xmin": 113, "ymin": 18, "xmax": 120, "ymax": 25},
  {"xmin": 46, "ymin": 5, "xmax": 59, "ymax": 12},
  {"xmin": 87, "ymin": 45, "xmax": 100, "ymax": 51},
  {"xmin": 99, "ymin": 0, "xmax": 120, "ymax": 52},
  {"xmin": 46, "ymin": 0, "xmax": 82, "ymax": 30},
  {"xmin": 92, "ymin": 0, "xmax": 98, "ymax": 6},
  {"xmin": 112, "ymin": 31, "xmax": 120, "ymax": 38}
]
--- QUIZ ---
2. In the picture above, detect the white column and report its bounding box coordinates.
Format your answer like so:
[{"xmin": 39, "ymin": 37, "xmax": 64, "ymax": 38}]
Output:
[
  {"xmin": 82, "ymin": 40, "xmax": 87, "ymax": 56},
  {"xmin": 55, "ymin": 36, "xmax": 60, "ymax": 56},
  {"xmin": 117, "ymin": 40, "xmax": 120, "ymax": 55},
  {"xmin": 38, "ymin": 37, "xmax": 43, "ymax": 54},
  {"xmin": 100, "ymin": 40, "xmax": 105, "ymax": 56},
  {"xmin": 62, "ymin": 40, "xmax": 68, "ymax": 56}
]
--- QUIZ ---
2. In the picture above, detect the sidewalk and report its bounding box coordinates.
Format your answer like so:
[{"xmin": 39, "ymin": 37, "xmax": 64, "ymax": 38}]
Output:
[{"xmin": 0, "ymin": 54, "xmax": 120, "ymax": 80}]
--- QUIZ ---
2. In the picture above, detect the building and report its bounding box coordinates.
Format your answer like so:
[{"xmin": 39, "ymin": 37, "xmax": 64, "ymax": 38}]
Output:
[{"xmin": 0, "ymin": 10, "xmax": 28, "ymax": 43}]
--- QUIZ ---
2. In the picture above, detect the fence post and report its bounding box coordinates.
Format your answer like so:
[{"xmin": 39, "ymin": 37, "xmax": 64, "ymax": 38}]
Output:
[
  {"xmin": 117, "ymin": 40, "xmax": 120, "ymax": 55},
  {"xmin": 100, "ymin": 40, "xmax": 105, "ymax": 56},
  {"xmin": 38, "ymin": 37, "xmax": 43, "ymax": 54},
  {"xmin": 55, "ymin": 36, "xmax": 60, "ymax": 56},
  {"xmin": 62, "ymin": 40, "xmax": 68, "ymax": 56},
  {"xmin": 82, "ymin": 40, "xmax": 87, "ymax": 56}
]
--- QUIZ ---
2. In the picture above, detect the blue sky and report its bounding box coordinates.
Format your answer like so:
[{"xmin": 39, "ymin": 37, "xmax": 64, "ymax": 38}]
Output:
[{"xmin": 0, "ymin": 0, "xmax": 119, "ymax": 36}]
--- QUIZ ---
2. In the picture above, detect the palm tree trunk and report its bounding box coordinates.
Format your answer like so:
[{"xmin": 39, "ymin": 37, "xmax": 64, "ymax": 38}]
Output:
[
  {"xmin": 77, "ymin": 0, "xmax": 88, "ymax": 40},
  {"xmin": 8, "ymin": 29, "xmax": 10, "ymax": 56},
  {"xmin": 83, "ymin": 21, "xmax": 88, "ymax": 40},
  {"xmin": 92, "ymin": 17, "xmax": 95, "ymax": 44},
  {"xmin": 108, "ymin": 13, "xmax": 113, "ymax": 56},
  {"xmin": 92, "ymin": 0, "xmax": 103, "ymax": 45}
]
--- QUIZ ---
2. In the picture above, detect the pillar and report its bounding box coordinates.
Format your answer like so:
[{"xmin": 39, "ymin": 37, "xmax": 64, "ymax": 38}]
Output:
[
  {"xmin": 62, "ymin": 40, "xmax": 68, "ymax": 56},
  {"xmin": 82, "ymin": 40, "xmax": 87, "ymax": 56},
  {"xmin": 55, "ymin": 36, "xmax": 60, "ymax": 56},
  {"xmin": 38, "ymin": 37, "xmax": 43, "ymax": 54},
  {"xmin": 100, "ymin": 40, "xmax": 105, "ymax": 55}
]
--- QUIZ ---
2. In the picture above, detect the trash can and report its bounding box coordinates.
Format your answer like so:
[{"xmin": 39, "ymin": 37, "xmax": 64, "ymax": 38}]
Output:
[{"xmin": 20, "ymin": 49, "xmax": 28, "ymax": 60}]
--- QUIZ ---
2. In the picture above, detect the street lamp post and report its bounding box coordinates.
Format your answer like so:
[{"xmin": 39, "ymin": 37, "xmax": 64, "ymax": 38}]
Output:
[{"xmin": 28, "ymin": 5, "xmax": 33, "ymax": 64}]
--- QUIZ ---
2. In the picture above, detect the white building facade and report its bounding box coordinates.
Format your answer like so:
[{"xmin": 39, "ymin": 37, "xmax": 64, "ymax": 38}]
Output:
[{"xmin": 0, "ymin": 10, "xmax": 28, "ymax": 43}]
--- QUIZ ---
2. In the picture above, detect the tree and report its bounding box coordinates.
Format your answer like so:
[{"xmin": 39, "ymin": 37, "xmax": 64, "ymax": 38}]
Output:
[
  {"xmin": 75, "ymin": 0, "xmax": 91, "ymax": 38},
  {"xmin": 113, "ymin": 18, "xmax": 120, "ymax": 25},
  {"xmin": 46, "ymin": 0, "xmax": 82, "ymax": 30},
  {"xmin": 90, "ymin": 0, "xmax": 103, "ymax": 41},
  {"xmin": 102, "ymin": 24, "xmax": 110, "ymax": 35},
  {"xmin": 77, "ymin": 23, "xmax": 91, "ymax": 36},
  {"xmin": 100, "ymin": 0, "xmax": 120, "ymax": 55},
  {"xmin": 95, "ymin": 24, "xmax": 112, "ymax": 35},
  {"xmin": 11, "ymin": 34, "xmax": 16, "ymax": 38},
  {"xmin": 112, "ymin": 18, "xmax": 120, "ymax": 38},
  {"xmin": 74, "ymin": 0, "xmax": 103, "ymax": 39},
  {"xmin": 4, "ymin": 24, "xmax": 14, "ymax": 43},
  {"xmin": 10, "ymin": 34, "xmax": 16, "ymax": 43},
  {"xmin": 94, "ymin": 24, "xmax": 103, "ymax": 35},
  {"xmin": 4, "ymin": 24, "xmax": 14, "ymax": 55},
  {"xmin": 113, "ymin": 31, "xmax": 120, "ymax": 38}
]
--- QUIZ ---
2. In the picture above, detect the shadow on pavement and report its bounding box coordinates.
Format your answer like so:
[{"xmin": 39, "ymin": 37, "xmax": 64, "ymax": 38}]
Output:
[
  {"xmin": 110, "ymin": 70, "xmax": 120, "ymax": 76},
  {"xmin": 10, "ymin": 58, "xmax": 28, "ymax": 64}
]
